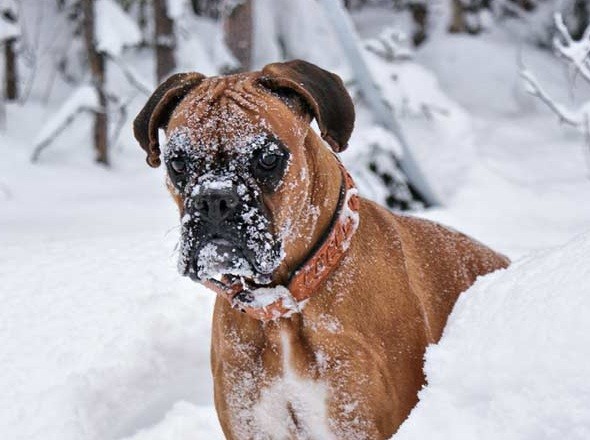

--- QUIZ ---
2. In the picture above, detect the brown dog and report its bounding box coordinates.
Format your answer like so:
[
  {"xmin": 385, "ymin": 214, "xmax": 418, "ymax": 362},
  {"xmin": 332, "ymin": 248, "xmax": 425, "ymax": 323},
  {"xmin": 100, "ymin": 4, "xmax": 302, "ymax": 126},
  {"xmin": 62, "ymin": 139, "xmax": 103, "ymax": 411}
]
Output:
[{"xmin": 134, "ymin": 60, "xmax": 509, "ymax": 439}]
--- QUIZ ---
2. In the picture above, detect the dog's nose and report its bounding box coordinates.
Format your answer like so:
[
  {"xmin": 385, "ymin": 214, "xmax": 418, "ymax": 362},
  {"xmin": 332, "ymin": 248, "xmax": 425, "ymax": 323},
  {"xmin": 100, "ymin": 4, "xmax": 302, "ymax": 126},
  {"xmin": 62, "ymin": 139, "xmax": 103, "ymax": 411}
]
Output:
[{"xmin": 193, "ymin": 187, "xmax": 240, "ymax": 224}]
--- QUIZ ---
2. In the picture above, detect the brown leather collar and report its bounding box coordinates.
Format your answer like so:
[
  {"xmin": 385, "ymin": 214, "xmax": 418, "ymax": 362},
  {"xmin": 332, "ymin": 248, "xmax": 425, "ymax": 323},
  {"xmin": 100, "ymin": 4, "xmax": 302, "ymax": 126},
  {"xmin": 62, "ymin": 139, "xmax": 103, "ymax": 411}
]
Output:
[{"xmin": 203, "ymin": 160, "xmax": 360, "ymax": 321}]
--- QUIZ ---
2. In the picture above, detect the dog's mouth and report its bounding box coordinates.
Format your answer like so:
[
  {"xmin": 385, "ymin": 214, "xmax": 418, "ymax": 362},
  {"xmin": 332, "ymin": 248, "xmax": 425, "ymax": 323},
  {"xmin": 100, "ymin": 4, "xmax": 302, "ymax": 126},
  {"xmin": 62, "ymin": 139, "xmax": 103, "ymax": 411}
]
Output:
[{"xmin": 184, "ymin": 234, "xmax": 277, "ymax": 287}]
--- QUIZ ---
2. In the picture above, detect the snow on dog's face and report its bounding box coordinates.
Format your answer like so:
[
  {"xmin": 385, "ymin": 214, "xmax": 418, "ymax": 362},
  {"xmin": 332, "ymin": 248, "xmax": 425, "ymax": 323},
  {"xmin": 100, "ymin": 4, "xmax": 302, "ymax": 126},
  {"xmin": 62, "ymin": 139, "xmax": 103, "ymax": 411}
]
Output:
[
  {"xmin": 165, "ymin": 128, "xmax": 288, "ymax": 284},
  {"xmin": 163, "ymin": 82, "xmax": 311, "ymax": 288}
]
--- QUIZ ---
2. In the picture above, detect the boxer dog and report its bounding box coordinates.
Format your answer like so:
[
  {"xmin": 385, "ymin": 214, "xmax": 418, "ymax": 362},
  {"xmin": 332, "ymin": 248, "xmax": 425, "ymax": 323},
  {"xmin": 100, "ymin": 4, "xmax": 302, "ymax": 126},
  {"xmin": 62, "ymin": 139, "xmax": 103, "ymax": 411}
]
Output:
[{"xmin": 134, "ymin": 60, "xmax": 509, "ymax": 439}]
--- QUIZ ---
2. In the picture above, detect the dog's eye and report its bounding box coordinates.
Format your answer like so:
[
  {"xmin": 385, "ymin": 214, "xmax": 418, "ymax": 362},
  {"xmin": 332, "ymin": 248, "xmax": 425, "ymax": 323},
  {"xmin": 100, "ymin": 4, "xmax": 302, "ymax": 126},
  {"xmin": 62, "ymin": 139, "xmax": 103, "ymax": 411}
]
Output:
[
  {"xmin": 251, "ymin": 140, "xmax": 289, "ymax": 191},
  {"xmin": 258, "ymin": 151, "xmax": 281, "ymax": 171},
  {"xmin": 170, "ymin": 158, "xmax": 187, "ymax": 174}
]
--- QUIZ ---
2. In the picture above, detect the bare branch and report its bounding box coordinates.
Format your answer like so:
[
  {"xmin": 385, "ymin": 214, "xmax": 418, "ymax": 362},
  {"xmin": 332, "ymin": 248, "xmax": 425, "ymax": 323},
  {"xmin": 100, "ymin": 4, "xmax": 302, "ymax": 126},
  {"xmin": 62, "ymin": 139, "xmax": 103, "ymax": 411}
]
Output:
[
  {"xmin": 520, "ymin": 13, "xmax": 590, "ymax": 179},
  {"xmin": 105, "ymin": 91, "xmax": 137, "ymax": 147},
  {"xmin": 107, "ymin": 55, "xmax": 151, "ymax": 96},
  {"xmin": 31, "ymin": 105, "xmax": 98, "ymax": 163},
  {"xmin": 553, "ymin": 13, "xmax": 590, "ymax": 84},
  {"xmin": 520, "ymin": 68, "xmax": 582, "ymax": 127}
]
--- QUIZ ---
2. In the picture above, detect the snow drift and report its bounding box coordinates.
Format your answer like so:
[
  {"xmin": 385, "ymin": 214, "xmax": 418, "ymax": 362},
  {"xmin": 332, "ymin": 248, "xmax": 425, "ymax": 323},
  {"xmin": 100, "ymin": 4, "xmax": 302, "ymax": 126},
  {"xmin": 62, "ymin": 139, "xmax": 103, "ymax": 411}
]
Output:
[{"xmin": 395, "ymin": 231, "xmax": 590, "ymax": 440}]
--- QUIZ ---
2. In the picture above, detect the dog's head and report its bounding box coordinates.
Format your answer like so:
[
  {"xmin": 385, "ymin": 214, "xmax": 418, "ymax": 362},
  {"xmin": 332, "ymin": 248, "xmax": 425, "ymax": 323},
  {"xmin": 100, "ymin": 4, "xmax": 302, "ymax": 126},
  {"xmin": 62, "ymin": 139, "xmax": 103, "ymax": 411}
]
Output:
[{"xmin": 133, "ymin": 60, "xmax": 354, "ymax": 289}]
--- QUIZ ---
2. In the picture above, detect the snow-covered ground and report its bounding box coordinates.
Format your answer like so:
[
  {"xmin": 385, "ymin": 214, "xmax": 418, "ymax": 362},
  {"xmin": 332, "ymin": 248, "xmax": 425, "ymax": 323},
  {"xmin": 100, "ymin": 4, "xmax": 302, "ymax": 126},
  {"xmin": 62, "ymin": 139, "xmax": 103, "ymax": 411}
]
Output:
[
  {"xmin": 2, "ymin": 7, "xmax": 590, "ymax": 440},
  {"xmin": 397, "ymin": 231, "xmax": 590, "ymax": 440}
]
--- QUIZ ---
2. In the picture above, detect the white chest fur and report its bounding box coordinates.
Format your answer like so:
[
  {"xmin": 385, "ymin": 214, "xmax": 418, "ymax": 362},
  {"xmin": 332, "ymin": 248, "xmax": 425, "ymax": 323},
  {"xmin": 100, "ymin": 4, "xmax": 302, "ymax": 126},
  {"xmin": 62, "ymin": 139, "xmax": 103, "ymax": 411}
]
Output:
[{"xmin": 249, "ymin": 331, "xmax": 336, "ymax": 440}]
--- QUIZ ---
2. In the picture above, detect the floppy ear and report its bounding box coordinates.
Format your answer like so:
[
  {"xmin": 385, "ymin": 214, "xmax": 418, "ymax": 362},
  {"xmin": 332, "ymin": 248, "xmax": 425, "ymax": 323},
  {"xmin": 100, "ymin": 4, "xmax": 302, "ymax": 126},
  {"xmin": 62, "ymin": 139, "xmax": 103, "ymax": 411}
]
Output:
[
  {"xmin": 259, "ymin": 60, "xmax": 355, "ymax": 153},
  {"xmin": 133, "ymin": 72, "xmax": 206, "ymax": 167}
]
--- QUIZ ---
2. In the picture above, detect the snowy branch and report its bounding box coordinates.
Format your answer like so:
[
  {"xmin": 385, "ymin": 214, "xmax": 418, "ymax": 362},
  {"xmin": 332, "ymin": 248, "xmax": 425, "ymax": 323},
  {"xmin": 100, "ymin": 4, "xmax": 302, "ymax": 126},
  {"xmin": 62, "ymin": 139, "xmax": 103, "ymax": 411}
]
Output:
[
  {"xmin": 105, "ymin": 91, "xmax": 137, "ymax": 146},
  {"xmin": 31, "ymin": 85, "xmax": 101, "ymax": 163},
  {"xmin": 107, "ymin": 55, "xmax": 152, "ymax": 96},
  {"xmin": 519, "ymin": 68, "xmax": 581, "ymax": 127},
  {"xmin": 519, "ymin": 13, "xmax": 590, "ymax": 129},
  {"xmin": 553, "ymin": 13, "xmax": 590, "ymax": 84},
  {"xmin": 519, "ymin": 13, "xmax": 590, "ymax": 176},
  {"xmin": 31, "ymin": 105, "xmax": 99, "ymax": 163}
]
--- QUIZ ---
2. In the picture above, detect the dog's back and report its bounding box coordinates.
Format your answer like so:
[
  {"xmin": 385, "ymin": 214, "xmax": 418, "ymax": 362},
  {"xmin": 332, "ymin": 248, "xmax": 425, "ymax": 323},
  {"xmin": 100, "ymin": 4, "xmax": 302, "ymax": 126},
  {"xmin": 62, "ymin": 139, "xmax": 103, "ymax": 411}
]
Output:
[{"xmin": 388, "ymin": 207, "xmax": 510, "ymax": 341}]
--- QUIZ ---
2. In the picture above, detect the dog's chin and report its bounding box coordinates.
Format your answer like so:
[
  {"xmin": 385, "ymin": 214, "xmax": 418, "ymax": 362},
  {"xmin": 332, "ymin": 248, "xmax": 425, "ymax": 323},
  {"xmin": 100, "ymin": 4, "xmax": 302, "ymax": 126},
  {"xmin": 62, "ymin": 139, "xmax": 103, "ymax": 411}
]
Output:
[{"xmin": 187, "ymin": 239, "xmax": 274, "ymax": 287}]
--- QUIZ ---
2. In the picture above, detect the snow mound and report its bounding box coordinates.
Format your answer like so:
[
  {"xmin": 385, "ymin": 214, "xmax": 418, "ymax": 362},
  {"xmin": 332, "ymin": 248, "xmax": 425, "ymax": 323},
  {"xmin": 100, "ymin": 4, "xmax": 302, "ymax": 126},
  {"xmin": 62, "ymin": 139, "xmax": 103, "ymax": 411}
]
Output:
[
  {"xmin": 395, "ymin": 231, "xmax": 590, "ymax": 440},
  {"xmin": 120, "ymin": 401, "xmax": 222, "ymax": 440}
]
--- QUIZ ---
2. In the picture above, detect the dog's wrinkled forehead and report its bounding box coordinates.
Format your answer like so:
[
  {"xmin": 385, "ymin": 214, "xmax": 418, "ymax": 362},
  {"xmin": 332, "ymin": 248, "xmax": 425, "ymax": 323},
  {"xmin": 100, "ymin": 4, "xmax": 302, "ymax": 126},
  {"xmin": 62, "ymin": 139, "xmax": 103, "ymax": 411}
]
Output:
[
  {"xmin": 165, "ymin": 75, "xmax": 300, "ymax": 157},
  {"xmin": 166, "ymin": 96, "xmax": 271, "ymax": 158}
]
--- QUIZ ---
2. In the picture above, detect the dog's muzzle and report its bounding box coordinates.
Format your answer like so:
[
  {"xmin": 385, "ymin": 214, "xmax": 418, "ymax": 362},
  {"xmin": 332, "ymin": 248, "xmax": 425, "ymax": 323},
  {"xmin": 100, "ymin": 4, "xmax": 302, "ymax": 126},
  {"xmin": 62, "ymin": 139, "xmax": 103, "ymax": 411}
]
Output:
[{"xmin": 179, "ymin": 176, "xmax": 281, "ymax": 286}]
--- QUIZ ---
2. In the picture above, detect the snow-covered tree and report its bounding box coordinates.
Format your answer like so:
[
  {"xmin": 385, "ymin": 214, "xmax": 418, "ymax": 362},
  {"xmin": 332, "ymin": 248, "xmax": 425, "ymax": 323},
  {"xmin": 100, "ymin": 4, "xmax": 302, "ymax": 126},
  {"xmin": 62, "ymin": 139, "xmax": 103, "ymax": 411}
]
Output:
[
  {"xmin": 521, "ymin": 13, "xmax": 590, "ymax": 175},
  {"xmin": 32, "ymin": 0, "xmax": 142, "ymax": 165},
  {"xmin": 1, "ymin": 0, "xmax": 20, "ymax": 101}
]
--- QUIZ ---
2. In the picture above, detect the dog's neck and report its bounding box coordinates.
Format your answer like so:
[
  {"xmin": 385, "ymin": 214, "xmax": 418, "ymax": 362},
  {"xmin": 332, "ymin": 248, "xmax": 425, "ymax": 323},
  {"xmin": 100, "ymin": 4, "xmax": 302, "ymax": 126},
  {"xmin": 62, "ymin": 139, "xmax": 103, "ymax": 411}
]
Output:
[{"xmin": 281, "ymin": 130, "xmax": 345, "ymax": 278}]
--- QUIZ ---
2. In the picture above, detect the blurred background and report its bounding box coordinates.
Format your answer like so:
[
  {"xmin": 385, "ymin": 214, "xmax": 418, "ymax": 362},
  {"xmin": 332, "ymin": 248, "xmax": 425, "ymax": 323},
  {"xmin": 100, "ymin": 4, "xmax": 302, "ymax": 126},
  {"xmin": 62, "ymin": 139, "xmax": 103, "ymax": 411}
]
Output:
[{"xmin": 2, "ymin": 1, "xmax": 590, "ymax": 439}]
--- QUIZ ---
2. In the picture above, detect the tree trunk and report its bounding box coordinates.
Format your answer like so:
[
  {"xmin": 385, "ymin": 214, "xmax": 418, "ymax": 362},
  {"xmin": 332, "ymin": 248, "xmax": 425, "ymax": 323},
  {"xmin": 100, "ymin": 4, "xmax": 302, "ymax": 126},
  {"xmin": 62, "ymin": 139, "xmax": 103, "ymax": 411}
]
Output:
[
  {"xmin": 222, "ymin": 0, "xmax": 253, "ymax": 71},
  {"xmin": 2, "ymin": 2, "xmax": 19, "ymax": 101},
  {"xmin": 570, "ymin": 0, "xmax": 590, "ymax": 41},
  {"xmin": 137, "ymin": 0, "xmax": 149, "ymax": 46},
  {"xmin": 191, "ymin": 0, "xmax": 203, "ymax": 15},
  {"xmin": 154, "ymin": 0, "xmax": 176, "ymax": 81},
  {"xmin": 408, "ymin": 2, "xmax": 428, "ymax": 46},
  {"xmin": 4, "ymin": 38, "xmax": 18, "ymax": 101},
  {"xmin": 82, "ymin": 0, "xmax": 109, "ymax": 165},
  {"xmin": 448, "ymin": 0, "xmax": 482, "ymax": 35},
  {"xmin": 449, "ymin": 0, "xmax": 466, "ymax": 33}
]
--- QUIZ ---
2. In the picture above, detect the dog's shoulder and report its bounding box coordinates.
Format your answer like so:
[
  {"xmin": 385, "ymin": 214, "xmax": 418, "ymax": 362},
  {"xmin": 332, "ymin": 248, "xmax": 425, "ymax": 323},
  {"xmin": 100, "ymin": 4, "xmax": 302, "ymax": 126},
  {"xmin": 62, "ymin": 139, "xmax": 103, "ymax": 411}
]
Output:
[
  {"xmin": 354, "ymin": 197, "xmax": 510, "ymax": 340},
  {"xmin": 358, "ymin": 197, "xmax": 509, "ymax": 271}
]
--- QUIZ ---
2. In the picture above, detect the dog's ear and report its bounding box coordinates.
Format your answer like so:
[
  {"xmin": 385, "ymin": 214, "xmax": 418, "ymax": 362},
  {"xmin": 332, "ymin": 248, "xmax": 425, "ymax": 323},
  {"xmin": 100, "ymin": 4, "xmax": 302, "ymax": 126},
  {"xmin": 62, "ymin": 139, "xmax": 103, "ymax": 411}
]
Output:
[
  {"xmin": 259, "ymin": 60, "xmax": 355, "ymax": 153},
  {"xmin": 134, "ymin": 72, "xmax": 205, "ymax": 167}
]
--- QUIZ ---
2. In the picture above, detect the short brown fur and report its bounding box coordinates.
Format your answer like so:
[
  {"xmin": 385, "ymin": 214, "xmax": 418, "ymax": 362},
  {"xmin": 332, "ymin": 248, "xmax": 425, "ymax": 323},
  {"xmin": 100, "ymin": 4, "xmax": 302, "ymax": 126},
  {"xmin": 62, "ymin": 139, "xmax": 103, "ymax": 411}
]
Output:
[{"xmin": 134, "ymin": 61, "xmax": 509, "ymax": 439}]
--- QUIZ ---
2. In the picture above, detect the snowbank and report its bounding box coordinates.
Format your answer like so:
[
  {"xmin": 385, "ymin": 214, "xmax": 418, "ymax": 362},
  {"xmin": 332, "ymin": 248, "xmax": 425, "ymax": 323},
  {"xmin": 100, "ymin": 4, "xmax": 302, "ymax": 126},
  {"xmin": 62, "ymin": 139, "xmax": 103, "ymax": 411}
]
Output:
[
  {"xmin": 395, "ymin": 231, "xmax": 590, "ymax": 440},
  {"xmin": 120, "ymin": 401, "xmax": 222, "ymax": 440}
]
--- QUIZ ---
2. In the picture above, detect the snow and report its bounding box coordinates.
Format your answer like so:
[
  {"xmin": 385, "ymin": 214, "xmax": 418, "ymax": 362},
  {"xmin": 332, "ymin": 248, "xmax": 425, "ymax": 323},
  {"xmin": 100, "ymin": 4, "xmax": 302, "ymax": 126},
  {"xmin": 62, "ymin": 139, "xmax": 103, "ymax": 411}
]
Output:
[
  {"xmin": 0, "ymin": 0, "xmax": 19, "ymax": 40},
  {"xmin": 33, "ymin": 85, "xmax": 99, "ymax": 151},
  {"xmin": 120, "ymin": 401, "xmax": 222, "ymax": 440},
  {"xmin": 252, "ymin": 0, "xmax": 348, "ymax": 74},
  {"xmin": 95, "ymin": 0, "xmax": 141, "ymax": 57},
  {"xmin": 166, "ymin": 0, "xmax": 188, "ymax": 20},
  {"xmin": 394, "ymin": 231, "xmax": 590, "ymax": 440},
  {"xmin": 0, "ymin": 20, "xmax": 19, "ymax": 41},
  {"xmin": 2, "ymin": 3, "xmax": 590, "ymax": 439},
  {"xmin": 359, "ymin": 38, "xmax": 474, "ymax": 203}
]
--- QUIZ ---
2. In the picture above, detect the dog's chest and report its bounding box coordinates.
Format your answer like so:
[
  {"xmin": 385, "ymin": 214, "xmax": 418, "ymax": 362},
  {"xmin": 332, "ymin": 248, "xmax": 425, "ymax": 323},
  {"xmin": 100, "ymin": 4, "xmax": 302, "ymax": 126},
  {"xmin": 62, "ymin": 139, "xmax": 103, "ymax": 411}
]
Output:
[
  {"xmin": 250, "ymin": 331, "xmax": 336, "ymax": 440},
  {"xmin": 224, "ymin": 329, "xmax": 340, "ymax": 440}
]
